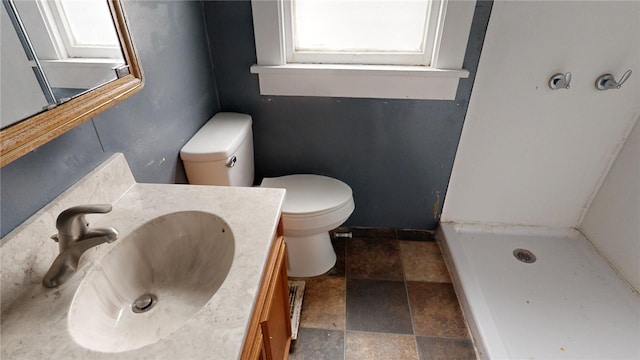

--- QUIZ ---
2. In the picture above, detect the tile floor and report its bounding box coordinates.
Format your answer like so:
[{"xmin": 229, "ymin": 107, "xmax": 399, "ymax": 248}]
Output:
[{"xmin": 288, "ymin": 227, "xmax": 477, "ymax": 360}]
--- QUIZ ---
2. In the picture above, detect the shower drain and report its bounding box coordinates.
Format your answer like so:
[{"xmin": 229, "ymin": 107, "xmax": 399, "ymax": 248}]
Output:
[
  {"xmin": 513, "ymin": 248, "xmax": 536, "ymax": 264},
  {"xmin": 132, "ymin": 293, "xmax": 158, "ymax": 313}
]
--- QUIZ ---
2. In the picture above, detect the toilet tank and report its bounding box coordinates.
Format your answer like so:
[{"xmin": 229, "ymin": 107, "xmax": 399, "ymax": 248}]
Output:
[{"xmin": 180, "ymin": 112, "xmax": 254, "ymax": 186}]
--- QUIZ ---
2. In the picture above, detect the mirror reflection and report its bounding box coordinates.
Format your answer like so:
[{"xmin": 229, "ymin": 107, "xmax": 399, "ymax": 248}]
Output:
[{"xmin": 1, "ymin": 0, "xmax": 125, "ymax": 128}]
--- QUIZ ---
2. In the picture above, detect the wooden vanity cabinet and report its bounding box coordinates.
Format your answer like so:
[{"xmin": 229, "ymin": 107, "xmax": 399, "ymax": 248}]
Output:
[{"xmin": 242, "ymin": 224, "xmax": 292, "ymax": 360}]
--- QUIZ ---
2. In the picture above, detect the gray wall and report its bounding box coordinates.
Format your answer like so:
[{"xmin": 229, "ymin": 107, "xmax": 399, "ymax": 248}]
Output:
[
  {"xmin": 1, "ymin": 1, "xmax": 219, "ymax": 237},
  {"xmin": 204, "ymin": 1, "xmax": 492, "ymax": 229},
  {"xmin": 1, "ymin": 0, "xmax": 492, "ymax": 238}
]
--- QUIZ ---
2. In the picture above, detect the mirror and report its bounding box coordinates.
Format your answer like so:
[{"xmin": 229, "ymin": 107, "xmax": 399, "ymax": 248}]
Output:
[
  {"xmin": 2, "ymin": 0, "xmax": 125, "ymax": 123},
  {"xmin": 0, "ymin": 0, "xmax": 143, "ymax": 167}
]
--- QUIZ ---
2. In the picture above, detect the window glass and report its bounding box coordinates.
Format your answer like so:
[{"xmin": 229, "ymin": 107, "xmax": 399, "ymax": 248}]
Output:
[
  {"xmin": 292, "ymin": 0, "xmax": 430, "ymax": 53},
  {"xmin": 57, "ymin": 0, "xmax": 119, "ymax": 47}
]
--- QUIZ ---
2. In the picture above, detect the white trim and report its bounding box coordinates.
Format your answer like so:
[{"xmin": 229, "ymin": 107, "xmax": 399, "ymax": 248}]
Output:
[
  {"xmin": 25, "ymin": 0, "xmax": 122, "ymax": 60},
  {"xmin": 250, "ymin": 0, "xmax": 476, "ymax": 100},
  {"xmin": 12, "ymin": 0, "xmax": 65, "ymax": 59},
  {"xmin": 252, "ymin": 0, "xmax": 287, "ymax": 65},
  {"xmin": 40, "ymin": 59, "xmax": 121, "ymax": 89},
  {"xmin": 50, "ymin": 0, "xmax": 122, "ymax": 59},
  {"xmin": 11, "ymin": 0, "xmax": 123, "ymax": 60},
  {"xmin": 250, "ymin": 64, "xmax": 469, "ymax": 100},
  {"xmin": 431, "ymin": 0, "xmax": 476, "ymax": 69}
]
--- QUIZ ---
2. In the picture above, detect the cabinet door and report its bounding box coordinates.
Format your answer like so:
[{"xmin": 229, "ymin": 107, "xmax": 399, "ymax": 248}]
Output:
[
  {"xmin": 258, "ymin": 331, "xmax": 268, "ymax": 360},
  {"xmin": 240, "ymin": 229, "xmax": 291, "ymax": 360},
  {"xmin": 261, "ymin": 238, "xmax": 291, "ymax": 360}
]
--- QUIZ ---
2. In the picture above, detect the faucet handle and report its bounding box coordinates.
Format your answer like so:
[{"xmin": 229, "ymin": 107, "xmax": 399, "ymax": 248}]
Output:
[
  {"xmin": 549, "ymin": 72, "xmax": 571, "ymax": 90},
  {"xmin": 617, "ymin": 69, "xmax": 632, "ymax": 88},
  {"xmin": 596, "ymin": 70, "xmax": 632, "ymax": 90},
  {"xmin": 56, "ymin": 204, "xmax": 113, "ymax": 236}
]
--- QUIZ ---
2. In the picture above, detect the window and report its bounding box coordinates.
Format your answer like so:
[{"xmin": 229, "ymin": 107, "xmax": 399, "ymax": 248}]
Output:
[
  {"xmin": 45, "ymin": 0, "xmax": 121, "ymax": 59},
  {"xmin": 251, "ymin": 0, "xmax": 476, "ymax": 100},
  {"xmin": 12, "ymin": 0, "xmax": 124, "ymax": 90},
  {"xmin": 285, "ymin": 0, "xmax": 441, "ymax": 66}
]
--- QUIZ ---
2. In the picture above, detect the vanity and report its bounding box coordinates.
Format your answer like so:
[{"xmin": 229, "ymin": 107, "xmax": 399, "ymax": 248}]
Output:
[{"xmin": 1, "ymin": 154, "xmax": 291, "ymax": 359}]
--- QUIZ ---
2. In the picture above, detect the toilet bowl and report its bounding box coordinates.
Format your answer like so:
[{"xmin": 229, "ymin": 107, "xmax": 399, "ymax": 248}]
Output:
[
  {"xmin": 180, "ymin": 112, "xmax": 355, "ymax": 277},
  {"xmin": 261, "ymin": 174, "xmax": 354, "ymax": 277}
]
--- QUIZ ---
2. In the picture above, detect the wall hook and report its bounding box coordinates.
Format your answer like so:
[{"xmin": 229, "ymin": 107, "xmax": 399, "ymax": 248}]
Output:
[
  {"xmin": 596, "ymin": 69, "xmax": 632, "ymax": 90},
  {"xmin": 549, "ymin": 72, "xmax": 571, "ymax": 90}
]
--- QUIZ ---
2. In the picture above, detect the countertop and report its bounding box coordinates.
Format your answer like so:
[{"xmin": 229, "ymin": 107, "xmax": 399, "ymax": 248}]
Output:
[{"xmin": 0, "ymin": 154, "xmax": 285, "ymax": 359}]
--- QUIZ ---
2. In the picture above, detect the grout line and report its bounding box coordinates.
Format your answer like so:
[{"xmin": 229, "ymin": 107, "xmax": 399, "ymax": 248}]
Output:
[
  {"xmin": 344, "ymin": 329, "xmax": 417, "ymax": 337},
  {"xmin": 399, "ymin": 239, "xmax": 422, "ymax": 360}
]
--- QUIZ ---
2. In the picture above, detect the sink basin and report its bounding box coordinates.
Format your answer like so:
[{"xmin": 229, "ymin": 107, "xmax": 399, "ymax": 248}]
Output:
[{"xmin": 67, "ymin": 211, "xmax": 235, "ymax": 353}]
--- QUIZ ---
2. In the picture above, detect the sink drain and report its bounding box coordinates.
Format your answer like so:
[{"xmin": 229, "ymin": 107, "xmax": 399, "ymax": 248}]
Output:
[
  {"xmin": 132, "ymin": 293, "xmax": 157, "ymax": 313},
  {"xmin": 513, "ymin": 248, "xmax": 536, "ymax": 264}
]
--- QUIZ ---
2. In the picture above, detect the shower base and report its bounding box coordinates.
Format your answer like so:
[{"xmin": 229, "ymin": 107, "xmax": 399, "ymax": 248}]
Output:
[{"xmin": 437, "ymin": 222, "xmax": 640, "ymax": 359}]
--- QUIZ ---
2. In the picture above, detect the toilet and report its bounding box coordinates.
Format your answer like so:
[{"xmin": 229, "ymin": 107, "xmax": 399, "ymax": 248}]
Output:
[{"xmin": 180, "ymin": 112, "xmax": 355, "ymax": 277}]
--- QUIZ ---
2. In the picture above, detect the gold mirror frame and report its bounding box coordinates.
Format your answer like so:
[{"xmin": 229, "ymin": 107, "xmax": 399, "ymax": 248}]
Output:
[{"xmin": 0, "ymin": 0, "xmax": 144, "ymax": 167}]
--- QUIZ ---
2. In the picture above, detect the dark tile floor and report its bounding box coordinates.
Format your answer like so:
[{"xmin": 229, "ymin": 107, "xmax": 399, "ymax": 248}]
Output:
[{"xmin": 288, "ymin": 227, "xmax": 477, "ymax": 360}]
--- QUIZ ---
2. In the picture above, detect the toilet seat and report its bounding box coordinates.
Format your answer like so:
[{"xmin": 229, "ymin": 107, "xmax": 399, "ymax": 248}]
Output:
[
  {"xmin": 261, "ymin": 174, "xmax": 352, "ymax": 215},
  {"xmin": 260, "ymin": 174, "xmax": 355, "ymax": 237}
]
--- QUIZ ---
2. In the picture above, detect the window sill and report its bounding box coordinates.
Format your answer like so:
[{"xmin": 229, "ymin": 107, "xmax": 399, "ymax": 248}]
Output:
[
  {"xmin": 250, "ymin": 64, "xmax": 469, "ymax": 100},
  {"xmin": 40, "ymin": 59, "xmax": 122, "ymax": 89}
]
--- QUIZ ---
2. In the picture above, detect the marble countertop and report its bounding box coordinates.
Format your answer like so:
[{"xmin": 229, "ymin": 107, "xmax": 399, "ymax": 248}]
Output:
[{"xmin": 1, "ymin": 154, "xmax": 285, "ymax": 359}]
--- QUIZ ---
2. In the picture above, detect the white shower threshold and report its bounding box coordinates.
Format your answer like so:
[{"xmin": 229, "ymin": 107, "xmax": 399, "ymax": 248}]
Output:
[{"xmin": 437, "ymin": 222, "xmax": 640, "ymax": 360}]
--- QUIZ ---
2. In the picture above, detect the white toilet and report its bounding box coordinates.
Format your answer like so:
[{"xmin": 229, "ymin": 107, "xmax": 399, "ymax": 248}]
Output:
[{"xmin": 180, "ymin": 112, "xmax": 355, "ymax": 277}]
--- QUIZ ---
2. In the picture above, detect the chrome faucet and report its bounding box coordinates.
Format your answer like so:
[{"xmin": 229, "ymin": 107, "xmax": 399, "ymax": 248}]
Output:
[{"xmin": 42, "ymin": 204, "xmax": 118, "ymax": 288}]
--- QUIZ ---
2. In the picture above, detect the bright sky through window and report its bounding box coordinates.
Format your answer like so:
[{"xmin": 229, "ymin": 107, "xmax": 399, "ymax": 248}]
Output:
[
  {"xmin": 292, "ymin": 0, "xmax": 430, "ymax": 53},
  {"xmin": 57, "ymin": 0, "xmax": 119, "ymax": 47}
]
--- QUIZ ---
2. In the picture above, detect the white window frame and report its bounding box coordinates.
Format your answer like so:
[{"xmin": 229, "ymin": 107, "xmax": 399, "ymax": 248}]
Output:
[
  {"xmin": 250, "ymin": 0, "xmax": 476, "ymax": 100},
  {"xmin": 12, "ymin": 0, "xmax": 124, "ymax": 89},
  {"xmin": 42, "ymin": 0, "xmax": 122, "ymax": 59}
]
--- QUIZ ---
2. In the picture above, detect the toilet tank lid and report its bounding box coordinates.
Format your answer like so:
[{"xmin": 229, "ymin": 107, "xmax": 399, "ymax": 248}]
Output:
[{"xmin": 180, "ymin": 112, "xmax": 252, "ymax": 162}]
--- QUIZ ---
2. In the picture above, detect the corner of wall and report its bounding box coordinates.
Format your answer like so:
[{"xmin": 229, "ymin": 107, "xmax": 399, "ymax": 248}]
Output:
[
  {"xmin": 578, "ymin": 115, "xmax": 640, "ymax": 292},
  {"xmin": 576, "ymin": 114, "xmax": 640, "ymax": 226}
]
